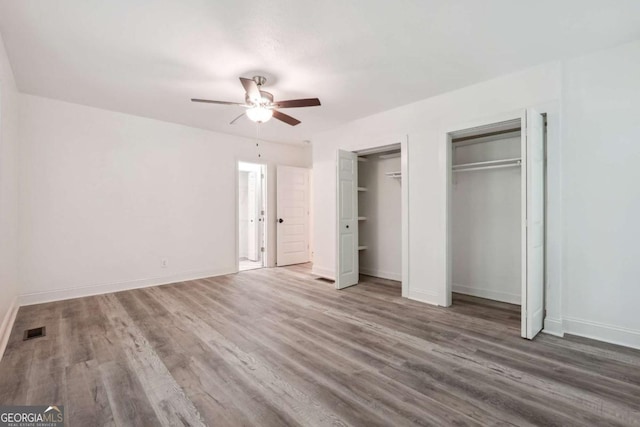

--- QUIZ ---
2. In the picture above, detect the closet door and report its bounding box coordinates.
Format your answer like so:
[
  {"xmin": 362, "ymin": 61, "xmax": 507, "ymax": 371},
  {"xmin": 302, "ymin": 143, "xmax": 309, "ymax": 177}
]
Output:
[
  {"xmin": 336, "ymin": 150, "xmax": 359, "ymax": 289},
  {"xmin": 522, "ymin": 109, "xmax": 545, "ymax": 339}
]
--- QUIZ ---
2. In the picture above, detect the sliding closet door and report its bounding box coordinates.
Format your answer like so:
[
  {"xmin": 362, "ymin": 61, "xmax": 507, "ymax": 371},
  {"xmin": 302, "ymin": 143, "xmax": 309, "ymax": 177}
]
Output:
[
  {"xmin": 522, "ymin": 109, "xmax": 545, "ymax": 339},
  {"xmin": 336, "ymin": 149, "xmax": 359, "ymax": 289}
]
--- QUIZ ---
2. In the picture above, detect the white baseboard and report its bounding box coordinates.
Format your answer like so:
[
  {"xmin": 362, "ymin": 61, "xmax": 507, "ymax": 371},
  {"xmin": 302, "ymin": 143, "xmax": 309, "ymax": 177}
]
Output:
[
  {"xmin": 452, "ymin": 283, "xmax": 520, "ymax": 305},
  {"xmin": 563, "ymin": 316, "xmax": 640, "ymax": 350},
  {"xmin": 359, "ymin": 267, "xmax": 402, "ymax": 282},
  {"xmin": 407, "ymin": 289, "xmax": 439, "ymax": 306},
  {"xmin": 542, "ymin": 317, "xmax": 564, "ymax": 337},
  {"xmin": 0, "ymin": 297, "xmax": 19, "ymax": 361},
  {"xmin": 311, "ymin": 265, "xmax": 335, "ymax": 281},
  {"xmin": 18, "ymin": 267, "xmax": 236, "ymax": 306}
]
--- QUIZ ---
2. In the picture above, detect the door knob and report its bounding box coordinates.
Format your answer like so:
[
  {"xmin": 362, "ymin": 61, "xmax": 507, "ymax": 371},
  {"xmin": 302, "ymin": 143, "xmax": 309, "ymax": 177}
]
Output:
[
  {"xmin": 346, "ymin": 225, "xmax": 349, "ymax": 229},
  {"xmin": 278, "ymin": 218, "xmax": 284, "ymax": 223}
]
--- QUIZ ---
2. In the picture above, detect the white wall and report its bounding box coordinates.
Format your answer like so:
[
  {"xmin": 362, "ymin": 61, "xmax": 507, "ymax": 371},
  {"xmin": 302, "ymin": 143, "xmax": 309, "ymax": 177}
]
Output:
[
  {"xmin": 0, "ymin": 32, "xmax": 20, "ymax": 357},
  {"xmin": 18, "ymin": 94, "xmax": 310, "ymax": 304},
  {"xmin": 452, "ymin": 136, "xmax": 521, "ymax": 304},
  {"xmin": 561, "ymin": 40, "xmax": 640, "ymax": 347},
  {"xmin": 358, "ymin": 155, "xmax": 402, "ymax": 281}
]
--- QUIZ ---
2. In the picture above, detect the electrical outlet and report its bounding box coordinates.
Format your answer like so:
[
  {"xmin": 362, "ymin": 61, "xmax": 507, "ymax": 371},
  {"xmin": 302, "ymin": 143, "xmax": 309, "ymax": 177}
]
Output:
[{"xmin": 161, "ymin": 258, "xmax": 168, "ymax": 268}]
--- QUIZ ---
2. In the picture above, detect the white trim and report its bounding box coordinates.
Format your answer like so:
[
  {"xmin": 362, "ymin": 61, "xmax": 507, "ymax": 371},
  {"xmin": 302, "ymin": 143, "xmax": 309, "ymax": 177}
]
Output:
[
  {"xmin": 563, "ymin": 317, "xmax": 640, "ymax": 350},
  {"xmin": 400, "ymin": 136, "xmax": 410, "ymax": 299},
  {"xmin": 407, "ymin": 289, "xmax": 439, "ymax": 306},
  {"xmin": 18, "ymin": 267, "xmax": 236, "ymax": 306},
  {"xmin": 452, "ymin": 284, "xmax": 520, "ymax": 305},
  {"xmin": 542, "ymin": 317, "xmax": 564, "ymax": 337},
  {"xmin": 360, "ymin": 268, "xmax": 402, "ymax": 282},
  {"xmin": 0, "ymin": 297, "xmax": 19, "ymax": 361},
  {"xmin": 443, "ymin": 109, "xmax": 526, "ymax": 309},
  {"xmin": 443, "ymin": 109, "xmax": 527, "ymax": 136},
  {"xmin": 311, "ymin": 265, "xmax": 335, "ymax": 281},
  {"xmin": 235, "ymin": 160, "xmax": 240, "ymax": 273}
]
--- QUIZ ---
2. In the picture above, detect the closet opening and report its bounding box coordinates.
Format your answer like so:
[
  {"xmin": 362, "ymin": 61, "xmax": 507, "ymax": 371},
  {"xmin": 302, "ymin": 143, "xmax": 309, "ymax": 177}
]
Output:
[
  {"xmin": 237, "ymin": 161, "xmax": 267, "ymax": 271},
  {"xmin": 357, "ymin": 146, "xmax": 402, "ymax": 295},
  {"xmin": 445, "ymin": 111, "xmax": 547, "ymax": 339},
  {"xmin": 335, "ymin": 139, "xmax": 409, "ymax": 296}
]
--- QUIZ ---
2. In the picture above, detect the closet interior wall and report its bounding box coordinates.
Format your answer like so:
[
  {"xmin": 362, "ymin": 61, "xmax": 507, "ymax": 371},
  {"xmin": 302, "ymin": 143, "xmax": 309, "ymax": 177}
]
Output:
[
  {"xmin": 357, "ymin": 151, "xmax": 402, "ymax": 281},
  {"xmin": 451, "ymin": 132, "xmax": 522, "ymax": 305}
]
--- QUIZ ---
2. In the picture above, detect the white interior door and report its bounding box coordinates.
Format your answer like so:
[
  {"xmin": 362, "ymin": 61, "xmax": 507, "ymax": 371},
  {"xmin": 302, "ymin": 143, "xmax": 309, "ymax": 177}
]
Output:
[
  {"xmin": 336, "ymin": 150, "xmax": 359, "ymax": 289},
  {"xmin": 522, "ymin": 109, "xmax": 545, "ymax": 339},
  {"xmin": 276, "ymin": 166, "xmax": 310, "ymax": 266}
]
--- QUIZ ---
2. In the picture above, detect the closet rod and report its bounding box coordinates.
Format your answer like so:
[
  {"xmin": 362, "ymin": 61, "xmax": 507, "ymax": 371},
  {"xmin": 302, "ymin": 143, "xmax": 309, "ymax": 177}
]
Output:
[
  {"xmin": 453, "ymin": 162, "xmax": 521, "ymax": 173},
  {"xmin": 452, "ymin": 127, "xmax": 520, "ymax": 143},
  {"xmin": 452, "ymin": 157, "xmax": 521, "ymax": 169}
]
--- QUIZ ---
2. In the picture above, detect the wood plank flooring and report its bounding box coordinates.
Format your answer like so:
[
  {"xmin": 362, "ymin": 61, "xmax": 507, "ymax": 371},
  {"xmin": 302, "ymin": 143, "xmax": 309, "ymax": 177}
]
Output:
[{"xmin": 1, "ymin": 264, "xmax": 639, "ymax": 426}]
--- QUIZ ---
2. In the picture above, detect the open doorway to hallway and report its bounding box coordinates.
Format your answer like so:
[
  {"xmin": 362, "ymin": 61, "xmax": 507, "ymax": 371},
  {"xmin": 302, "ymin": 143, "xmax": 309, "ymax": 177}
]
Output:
[{"xmin": 238, "ymin": 161, "xmax": 266, "ymax": 271}]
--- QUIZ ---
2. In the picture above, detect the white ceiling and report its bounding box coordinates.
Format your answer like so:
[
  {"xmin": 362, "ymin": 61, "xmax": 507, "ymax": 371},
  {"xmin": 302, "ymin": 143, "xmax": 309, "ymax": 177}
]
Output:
[{"xmin": 1, "ymin": 1, "xmax": 640, "ymax": 144}]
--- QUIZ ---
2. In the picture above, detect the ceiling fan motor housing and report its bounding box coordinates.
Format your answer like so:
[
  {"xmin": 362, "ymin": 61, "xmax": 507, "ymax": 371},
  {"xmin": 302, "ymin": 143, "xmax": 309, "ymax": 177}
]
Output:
[{"xmin": 246, "ymin": 90, "xmax": 274, "ymax": 106}]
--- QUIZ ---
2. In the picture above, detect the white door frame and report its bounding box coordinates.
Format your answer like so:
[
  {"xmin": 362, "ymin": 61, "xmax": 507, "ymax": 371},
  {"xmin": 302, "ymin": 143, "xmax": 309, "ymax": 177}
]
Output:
[
  {"xmin": 335, "ymin": 136, "xmax": 410, "ymax": 297},
  {"xmin": 439, "ymin": 108, "xmax": 561, "ymax": 342},
  {"xmin": 235, "ymin": 160, "xmax": 267, "ymax": 272},
  {"xmin": 444, "ymin": 109, "xmax": 527, "ymax": 307}
]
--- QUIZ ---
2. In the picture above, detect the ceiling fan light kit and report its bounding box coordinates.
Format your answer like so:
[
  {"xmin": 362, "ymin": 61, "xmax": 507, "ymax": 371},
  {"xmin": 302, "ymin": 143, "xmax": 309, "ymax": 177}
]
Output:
[
  {"xmin": 191, "ymin": 75, "xmax": 321, "ymax": 126},
  {"xmin": 246, "ymin": 105, "xmax": 273, "ymax": 123}
]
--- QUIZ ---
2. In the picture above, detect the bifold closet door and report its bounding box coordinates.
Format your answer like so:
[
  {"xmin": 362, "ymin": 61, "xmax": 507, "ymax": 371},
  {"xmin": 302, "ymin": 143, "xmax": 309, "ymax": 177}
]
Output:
[
  {"xmin": 336, "ymin": 150, "xmax": 359, "ymax": 289},
  {"xmin": 276, "ymin": 166, "xmax": 310, "ymax": 266},
  {"xmin": 522, "ymin": 109, "xmax": 545, "ymax": 339}
]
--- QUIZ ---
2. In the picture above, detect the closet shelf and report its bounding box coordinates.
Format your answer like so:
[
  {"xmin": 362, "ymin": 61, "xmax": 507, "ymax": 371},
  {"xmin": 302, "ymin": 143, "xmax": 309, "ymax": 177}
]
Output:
[
  {"xmin": 358, "ymin": 187, "xmax": 368, "ymax": 192},
  {"xmin": 385, "ymin": 171, "xmax": 402, "ymax": 179},
  {"xmin": 358, "ymin": 246, "xmax": 368, "ymax": 251},
  {"xmin": 358, "ymin": 216, "xmax": 367, "ymax": 220},
  {"xmin": 453, "ymin": 157, "xmax": 521, "ymax": 173}
]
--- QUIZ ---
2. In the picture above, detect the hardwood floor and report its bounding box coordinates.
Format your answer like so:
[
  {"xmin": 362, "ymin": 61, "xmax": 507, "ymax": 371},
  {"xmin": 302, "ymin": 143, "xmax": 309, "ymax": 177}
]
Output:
[{"xmin": 1, "ymin": 264, "xmax": 639, "ymax": 426}]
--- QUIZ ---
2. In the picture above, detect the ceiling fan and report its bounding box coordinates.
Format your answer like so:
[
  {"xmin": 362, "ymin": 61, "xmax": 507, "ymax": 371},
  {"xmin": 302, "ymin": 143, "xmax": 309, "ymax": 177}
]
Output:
[{"xmin": 191, "ymin": 76, "xmax": 321, "ymax": 126}]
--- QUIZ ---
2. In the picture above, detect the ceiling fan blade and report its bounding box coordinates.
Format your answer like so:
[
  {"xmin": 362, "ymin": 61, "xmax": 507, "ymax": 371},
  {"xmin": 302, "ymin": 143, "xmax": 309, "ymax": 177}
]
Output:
[
  {"xmin": 273, "ymin": 110, "xmax": 301, "ymax": 126},
  {"xmin": 191, "ymin": 98, "xmax": 243, "ymax": 105},
  {"xmin": 230, "ymin": 112, "xmax": 245, "ymax": 125},
  {"xmin": 239, "ymin": 77, "xmax": 262, "ymax": 103},
  {"xmin": 274, "ymin": 98, "xmax": 321, "ymax": 108}
]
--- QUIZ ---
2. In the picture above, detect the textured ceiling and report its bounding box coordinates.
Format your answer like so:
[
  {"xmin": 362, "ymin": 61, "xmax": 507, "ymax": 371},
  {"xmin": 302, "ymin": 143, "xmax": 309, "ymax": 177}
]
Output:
[{"xmin": 1, "ymin": 0, "xmax": 640, "ymax": 144}]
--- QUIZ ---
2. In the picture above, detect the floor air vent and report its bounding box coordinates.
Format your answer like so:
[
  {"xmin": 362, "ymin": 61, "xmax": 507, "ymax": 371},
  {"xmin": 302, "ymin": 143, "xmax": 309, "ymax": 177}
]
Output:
[{"xmin": 23, "ymin": 326, "xmax": 46, "ymax": 341}]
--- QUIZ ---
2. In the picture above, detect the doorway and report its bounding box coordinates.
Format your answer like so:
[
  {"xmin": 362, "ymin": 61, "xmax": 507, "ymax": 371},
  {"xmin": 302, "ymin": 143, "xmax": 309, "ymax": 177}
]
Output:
[
  {"xmin": 238, "ymin": 162, "xmax": 266, "ymax": 271},
  {"xmin": 335, "ymin": 137, "xmax": 409, "ymax": 295},
  {"xmin": 445, "ymin": 110, "xmax": 546, "ymax": 339}
]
